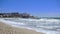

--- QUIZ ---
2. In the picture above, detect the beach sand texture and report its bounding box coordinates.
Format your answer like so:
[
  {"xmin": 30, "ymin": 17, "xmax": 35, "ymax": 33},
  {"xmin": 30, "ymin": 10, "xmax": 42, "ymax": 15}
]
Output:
[{"xmin": 0, "ymin": 22, "xmax": 44, "ymax": 34}]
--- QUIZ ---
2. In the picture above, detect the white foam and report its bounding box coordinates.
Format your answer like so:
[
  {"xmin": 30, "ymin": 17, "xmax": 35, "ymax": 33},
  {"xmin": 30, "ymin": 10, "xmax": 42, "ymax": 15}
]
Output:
[
  {"xmin": 0, "ymin": 18, "xmax": 60, "ymax": 34},
  {"xmin": 34, "ymin": 28, "xmax": 60, "ymax": 34},
  {"xmin": 0, "ymin": 19, "xmax": 25, "ymax": 26},
  {"xmin": 39, "ymin": 19, "xmax": 60, "ymax": 22}
]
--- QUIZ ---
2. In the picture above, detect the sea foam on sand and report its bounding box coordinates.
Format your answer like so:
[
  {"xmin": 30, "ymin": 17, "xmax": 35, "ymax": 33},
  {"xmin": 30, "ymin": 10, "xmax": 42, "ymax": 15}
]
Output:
[{"xmin": 0, "ymin": 18, "xmax": 60, "ymax": 34}]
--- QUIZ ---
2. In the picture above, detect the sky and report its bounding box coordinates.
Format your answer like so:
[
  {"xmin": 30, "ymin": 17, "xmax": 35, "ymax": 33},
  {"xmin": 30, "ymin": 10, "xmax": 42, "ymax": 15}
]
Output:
[{"xmin": 0, "ymin": 0, "xmax": 60, "ymax": 17}]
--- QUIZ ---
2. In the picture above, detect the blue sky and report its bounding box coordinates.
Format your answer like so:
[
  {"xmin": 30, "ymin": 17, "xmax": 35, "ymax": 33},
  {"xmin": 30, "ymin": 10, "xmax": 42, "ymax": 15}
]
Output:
[{"xmin": 0, "ymin": 0, "xmax": 60, "ymax": 17}]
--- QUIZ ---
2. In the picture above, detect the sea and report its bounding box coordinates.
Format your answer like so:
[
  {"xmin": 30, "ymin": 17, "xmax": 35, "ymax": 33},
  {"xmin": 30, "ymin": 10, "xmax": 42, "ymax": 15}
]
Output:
[{"xmin": 0, "ymin": 18, "xmax": 60, "ymax": 34}]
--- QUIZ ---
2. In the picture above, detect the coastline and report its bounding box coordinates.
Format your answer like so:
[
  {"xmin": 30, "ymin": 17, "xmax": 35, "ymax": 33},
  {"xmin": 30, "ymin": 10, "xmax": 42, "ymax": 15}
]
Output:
[
  {"xmin": 0, "ymin": 18, "xmax": 60, "ymax": 34},
  {"xmin": 0, "ymin": 22, "xmax": 44, "ymax": 34}
]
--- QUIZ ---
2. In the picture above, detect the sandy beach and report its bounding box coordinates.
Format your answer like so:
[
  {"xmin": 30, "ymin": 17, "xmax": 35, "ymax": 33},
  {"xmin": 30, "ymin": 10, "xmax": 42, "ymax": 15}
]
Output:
[{"xmin": 0, "ymin": 22, "xmax": 44, "ymax": 34}]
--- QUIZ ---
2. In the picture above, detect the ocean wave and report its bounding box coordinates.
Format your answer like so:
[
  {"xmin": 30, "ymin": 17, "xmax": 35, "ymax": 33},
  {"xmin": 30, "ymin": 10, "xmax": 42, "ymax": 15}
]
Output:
[{"xmin": 0, "ymin": 18, "xmax": 60, "ymax": 34}]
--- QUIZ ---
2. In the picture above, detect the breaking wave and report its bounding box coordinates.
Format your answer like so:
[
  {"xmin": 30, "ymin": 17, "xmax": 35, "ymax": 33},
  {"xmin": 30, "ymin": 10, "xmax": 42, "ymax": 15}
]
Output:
[{"xmin": 0, "ymin": 18, "xmax": 60, "ymax": 34}]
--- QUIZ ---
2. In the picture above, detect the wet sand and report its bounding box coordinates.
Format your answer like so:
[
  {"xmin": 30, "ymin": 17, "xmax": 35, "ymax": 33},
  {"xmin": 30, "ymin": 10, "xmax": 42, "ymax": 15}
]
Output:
[{"xmin": 0, "ymin": 22, "xmax": 44, "ymax": 34}]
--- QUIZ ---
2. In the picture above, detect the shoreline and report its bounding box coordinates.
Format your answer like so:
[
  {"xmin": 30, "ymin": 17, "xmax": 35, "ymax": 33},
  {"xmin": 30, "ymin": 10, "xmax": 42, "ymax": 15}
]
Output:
[
  {"xmin": 0, "ymin": 22, "xmax": 44, "ymax": 34},
  {"xmin": 0, "ymin": 18, "xmax": 60, "ymax": 34}
]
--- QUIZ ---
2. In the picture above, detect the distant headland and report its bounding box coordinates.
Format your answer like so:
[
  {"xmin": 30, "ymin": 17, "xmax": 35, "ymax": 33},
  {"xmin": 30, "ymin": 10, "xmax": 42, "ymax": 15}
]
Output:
[{"xmin": 0, "ymin": 12, "xmax": 39, "ymax": 19}]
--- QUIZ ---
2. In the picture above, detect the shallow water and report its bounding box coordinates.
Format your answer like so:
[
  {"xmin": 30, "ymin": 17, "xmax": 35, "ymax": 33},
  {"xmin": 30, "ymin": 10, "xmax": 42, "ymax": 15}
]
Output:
[{"xmin": 0, "ymin": 18, "xmax": 60, "ymax": 34}]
